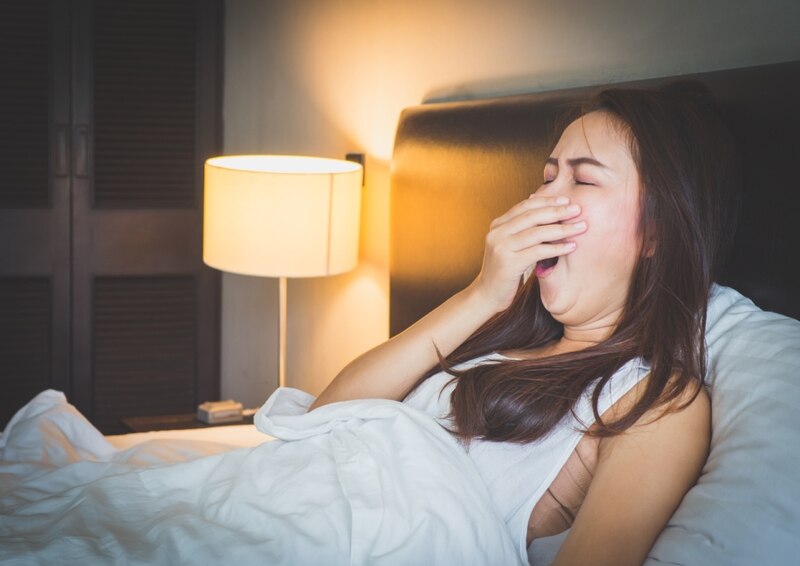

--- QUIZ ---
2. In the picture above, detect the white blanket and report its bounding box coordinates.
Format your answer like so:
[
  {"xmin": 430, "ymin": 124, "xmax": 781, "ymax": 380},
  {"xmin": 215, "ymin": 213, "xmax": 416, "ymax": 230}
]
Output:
[{"xmin": 0, "ymin": 389, "xmax": 523, "ymax": 565}]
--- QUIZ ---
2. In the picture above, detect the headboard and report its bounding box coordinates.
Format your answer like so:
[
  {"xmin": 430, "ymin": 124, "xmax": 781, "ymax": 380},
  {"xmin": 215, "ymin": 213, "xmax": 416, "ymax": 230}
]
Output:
[{"xmin": 390, "ymin": 60, "xmax": 800, "ymax": 335}]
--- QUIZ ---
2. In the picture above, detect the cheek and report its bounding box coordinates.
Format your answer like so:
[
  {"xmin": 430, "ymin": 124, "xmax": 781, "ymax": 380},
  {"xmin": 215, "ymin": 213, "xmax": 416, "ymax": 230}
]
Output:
[{"xmin": 580, "ymin": 202, "xmax": 640, "ymax": 261}]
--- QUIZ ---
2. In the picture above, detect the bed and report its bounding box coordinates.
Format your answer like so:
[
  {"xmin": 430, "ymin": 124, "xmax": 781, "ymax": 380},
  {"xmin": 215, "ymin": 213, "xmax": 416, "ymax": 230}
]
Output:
[
  {"xmin": 2, "ymin": 61, "xmax": 799, "ymax": 565},
  {"xmin": 390, "ymin": 60, "xmax": 800, "ymax": 564}
]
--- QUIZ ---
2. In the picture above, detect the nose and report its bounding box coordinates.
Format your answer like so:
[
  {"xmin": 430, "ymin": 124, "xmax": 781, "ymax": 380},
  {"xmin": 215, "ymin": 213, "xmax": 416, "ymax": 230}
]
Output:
[
  {"xmin": 534, "ymin": 176, "xmax": 567, "ymax": 198},
  {"xmin": 533, "ymin": 177, "xmax": 584, "ymax": 224},
  {"xmin": 535, "ymin": 183, "xmax": 557, "ymax": 197}
]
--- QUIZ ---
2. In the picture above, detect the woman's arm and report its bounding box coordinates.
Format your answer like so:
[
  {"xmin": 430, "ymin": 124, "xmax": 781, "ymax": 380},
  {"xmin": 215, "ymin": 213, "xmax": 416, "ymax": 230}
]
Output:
[
  {"xmin": 552, "ymin": 384, "xmax": 711, "ymax": 565},
  {"xmin": 310, "ymin": 195, "xmax": 585, "ymax": 410},
  {"xmin": 310, "ymin": 282, "xmax": 499, "ymax": 409}
]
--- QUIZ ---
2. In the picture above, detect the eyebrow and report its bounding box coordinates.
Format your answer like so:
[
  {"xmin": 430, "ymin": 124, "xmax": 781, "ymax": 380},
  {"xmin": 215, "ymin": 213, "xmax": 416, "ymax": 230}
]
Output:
[{"xmin": 545, "ymin": 156, "xmax": 608, "ymax": 169}]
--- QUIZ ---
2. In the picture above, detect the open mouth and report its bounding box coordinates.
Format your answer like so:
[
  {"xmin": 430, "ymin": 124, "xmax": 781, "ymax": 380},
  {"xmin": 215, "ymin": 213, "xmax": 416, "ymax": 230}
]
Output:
[
  {"xmin": 534, "ymin": 256, "xmax": 559, "ymax": 277},
  {"xmin": 537, "ymin": 256, "xmax": 558, "ymax": 270}
]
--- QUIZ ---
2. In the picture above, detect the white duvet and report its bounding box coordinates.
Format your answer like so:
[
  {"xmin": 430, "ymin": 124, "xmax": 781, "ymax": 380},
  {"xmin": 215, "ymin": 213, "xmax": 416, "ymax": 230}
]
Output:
[{"xmin": 0, "ymin": 389, "xmax": 524, "ymax": 565}]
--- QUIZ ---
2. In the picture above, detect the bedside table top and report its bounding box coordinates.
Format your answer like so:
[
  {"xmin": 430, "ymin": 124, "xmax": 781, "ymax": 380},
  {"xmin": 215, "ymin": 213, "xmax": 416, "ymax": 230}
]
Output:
[{"xmin": 121, "ymin": 412, "xmax": 254, "ymax": 433}]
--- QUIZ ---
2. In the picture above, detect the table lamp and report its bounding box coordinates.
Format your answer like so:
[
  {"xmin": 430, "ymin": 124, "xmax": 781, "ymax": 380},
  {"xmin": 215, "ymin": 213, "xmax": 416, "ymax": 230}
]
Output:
[{"xmin": 203, "ymin": 155, "xmax": 363, "ymax": 388}]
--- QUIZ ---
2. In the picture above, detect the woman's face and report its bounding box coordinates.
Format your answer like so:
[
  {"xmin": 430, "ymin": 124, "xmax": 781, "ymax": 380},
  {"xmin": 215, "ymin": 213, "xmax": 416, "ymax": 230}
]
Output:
[{"xmin": 535, "ymin": 111, "xmax": 643, "ymax": 331}]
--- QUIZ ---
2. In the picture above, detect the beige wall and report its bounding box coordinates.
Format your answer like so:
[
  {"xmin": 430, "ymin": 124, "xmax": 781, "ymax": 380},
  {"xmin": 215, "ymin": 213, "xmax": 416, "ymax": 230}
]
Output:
[{"xmin": 221, "ymin": 0, "xmax": 800, "ymax": 406}]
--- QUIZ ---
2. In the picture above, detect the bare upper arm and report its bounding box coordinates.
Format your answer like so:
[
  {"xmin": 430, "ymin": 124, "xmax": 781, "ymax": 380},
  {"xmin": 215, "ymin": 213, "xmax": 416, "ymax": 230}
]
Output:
[{"xmin": 552, "ymin": 383, "xmax": 711, "ymax": 566}]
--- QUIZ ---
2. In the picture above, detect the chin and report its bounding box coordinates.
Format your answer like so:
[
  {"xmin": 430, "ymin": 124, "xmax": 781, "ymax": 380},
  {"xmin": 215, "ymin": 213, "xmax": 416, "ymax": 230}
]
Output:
[{"xmin": 538, "ymin": 287, "xmax": 571, "ymax": 321}]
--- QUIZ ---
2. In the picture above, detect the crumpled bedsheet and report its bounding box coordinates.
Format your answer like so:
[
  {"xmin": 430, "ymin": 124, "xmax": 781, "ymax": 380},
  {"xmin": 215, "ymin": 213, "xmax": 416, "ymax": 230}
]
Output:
[{"xmin": 0, "ymin": 389, "xmax": 524, "ymax": 565}]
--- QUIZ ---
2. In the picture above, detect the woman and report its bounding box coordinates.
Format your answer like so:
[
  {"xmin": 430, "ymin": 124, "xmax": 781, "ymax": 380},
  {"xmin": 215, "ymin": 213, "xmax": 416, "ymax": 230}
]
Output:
[{"xmin": 311, "ymin": 82, "xmax": 740, "ymax": 564}]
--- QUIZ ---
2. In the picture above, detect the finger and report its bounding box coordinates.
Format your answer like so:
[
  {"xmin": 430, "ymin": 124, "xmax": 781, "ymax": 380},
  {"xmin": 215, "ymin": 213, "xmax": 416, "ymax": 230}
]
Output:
[
  {"xmin": 517, "ymin": 240, "xmax": 578, "ymax": 266},
  {"xmin": 494, "ymin": 241, "xmax": 578, "ymax": 281},
  {"xmin": 493, "ymin": 195, "xmax": 568, "ymax": 226},
  {"xmin": 484, "ymin": 227, "xmax": 581, "ymax": 274},
  {"xmin": 506, "ymin": 220, "xmax": 587, "ymax": 252},
  {"xmin": 492, "ymin": 202, "xmax": 582, "ymax": 237},
  {"xmin": 491, "ymin": 195, "xmax": 570, "ymax": 228}
]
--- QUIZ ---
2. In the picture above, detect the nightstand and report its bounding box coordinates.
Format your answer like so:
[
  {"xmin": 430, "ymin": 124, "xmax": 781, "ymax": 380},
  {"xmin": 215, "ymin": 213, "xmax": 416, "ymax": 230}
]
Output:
[{"xmin": 121, "ymin": 412, "xmax": 254, "ymax": 433}]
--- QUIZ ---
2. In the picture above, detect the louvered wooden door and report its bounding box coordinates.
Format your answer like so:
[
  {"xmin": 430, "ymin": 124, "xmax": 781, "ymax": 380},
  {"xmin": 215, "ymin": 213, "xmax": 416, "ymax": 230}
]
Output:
[
  {"xmin": 0, "ymin": 0, "xmax": 72, "ymax": 425},
  {"xmin": 0, "ymin": 0, "xmax": 221, "ymax": 433}
]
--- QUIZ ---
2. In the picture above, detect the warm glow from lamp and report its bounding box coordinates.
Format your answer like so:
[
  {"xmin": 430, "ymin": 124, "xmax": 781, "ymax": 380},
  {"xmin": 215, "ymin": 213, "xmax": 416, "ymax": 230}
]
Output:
[{"xmin": 203, "ymin": 154, "xmax": 363, "ymax": 388}]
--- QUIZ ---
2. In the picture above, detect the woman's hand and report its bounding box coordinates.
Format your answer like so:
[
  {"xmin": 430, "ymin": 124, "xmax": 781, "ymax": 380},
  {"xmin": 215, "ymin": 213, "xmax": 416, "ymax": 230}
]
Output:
[{"xmin": 469, "ymin": 195, "xmax": 587, "ymax": 312}]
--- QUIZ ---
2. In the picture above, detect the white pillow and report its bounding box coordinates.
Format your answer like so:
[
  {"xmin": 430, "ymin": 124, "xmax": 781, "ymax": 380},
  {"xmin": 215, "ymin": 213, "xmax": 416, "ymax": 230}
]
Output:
[
  {"xmin": 529, "ymin": 285, "xmax": 800, "ymax": 565},
  {"xmin": 647, "ymin": 284, "xmax": 800, "ymax": 565}
]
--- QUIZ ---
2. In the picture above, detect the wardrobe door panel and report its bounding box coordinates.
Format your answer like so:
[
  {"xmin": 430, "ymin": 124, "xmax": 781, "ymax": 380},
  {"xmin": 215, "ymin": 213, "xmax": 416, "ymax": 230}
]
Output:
[
  {"xmin": 0, "ymin": 279, "xmax": 52, "ymax": 425},
  {"xmin": 0, "ymin": 0, "xmax": 50, "ymax": 208},
  {"xmin": 92, "ymin": 276, "xmax": 197, "ymax": 433},
  {"xmin": 92, "ymin": 0, "xmax": 197, "ymax": 209},
  {"xmin": 70, "ymin": 0, "xmax": 220, "ymax": 431},
  {"xmin": 0, "ymin": 0, "xmax": 71, "ymax": 427}
]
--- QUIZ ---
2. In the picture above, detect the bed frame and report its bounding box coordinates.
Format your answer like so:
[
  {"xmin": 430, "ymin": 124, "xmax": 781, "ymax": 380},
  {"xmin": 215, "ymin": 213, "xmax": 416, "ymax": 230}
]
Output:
[
  {"xmin": 390, "ymin": 60, "xmax": 800, "ymax": 335},
  {"xmin": 389, "ymin": 60, "xmax": 800, "ymax": 564}
]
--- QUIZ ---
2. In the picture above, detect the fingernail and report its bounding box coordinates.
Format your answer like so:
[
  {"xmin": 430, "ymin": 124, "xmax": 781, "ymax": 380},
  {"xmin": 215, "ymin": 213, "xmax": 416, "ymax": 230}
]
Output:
[
  {"xmin": 567, "ymin": 204, "xmax": 580, "ymax": 213},
  {"xmin": 573, "ymin": 220, "xmax": 587, "ymax": 229},
  {"xmin": 555, "ymin": 196, "xmax": 569, "ymax": 204}
]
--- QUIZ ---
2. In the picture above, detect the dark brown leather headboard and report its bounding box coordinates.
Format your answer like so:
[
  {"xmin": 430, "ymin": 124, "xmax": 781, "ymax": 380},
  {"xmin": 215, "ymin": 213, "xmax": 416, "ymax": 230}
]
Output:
[{"xmin": 390, "ymin": 61, "xmax": 800, "ymax": 335}]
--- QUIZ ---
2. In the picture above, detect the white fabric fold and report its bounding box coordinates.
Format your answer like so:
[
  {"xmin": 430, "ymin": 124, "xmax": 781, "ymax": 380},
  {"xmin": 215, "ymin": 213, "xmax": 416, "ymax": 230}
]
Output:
[{"xmin": 1, "ymin": 388, "xmax": 524, "ymax": 566}]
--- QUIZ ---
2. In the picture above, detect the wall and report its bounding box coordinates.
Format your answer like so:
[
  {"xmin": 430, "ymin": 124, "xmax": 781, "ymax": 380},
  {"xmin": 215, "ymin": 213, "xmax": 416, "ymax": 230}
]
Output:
[{"xmin": 221, "ymin": 0, "xmax": 800, "ymax": 406}]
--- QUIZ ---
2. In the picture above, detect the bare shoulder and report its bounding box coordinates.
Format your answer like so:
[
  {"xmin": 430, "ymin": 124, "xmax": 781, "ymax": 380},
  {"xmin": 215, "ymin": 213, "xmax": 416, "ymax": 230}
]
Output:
[
  {"xmin": 596, "ymin": 378, "xmax": 711, "ymax": 504},
  {"xmin": 601, "ymin": 374, "xmax": 710, "ymax": 455},
  {"xmin": 552, "ymin": 378, "xmax": 710, "ymax": 566}
]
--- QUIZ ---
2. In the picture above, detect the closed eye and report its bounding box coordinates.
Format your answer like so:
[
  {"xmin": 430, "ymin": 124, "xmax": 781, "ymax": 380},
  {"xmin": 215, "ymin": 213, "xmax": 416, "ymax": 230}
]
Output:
[{"xmin": 575, "ymin": 180, "xmax": 595, "ymax": 186}]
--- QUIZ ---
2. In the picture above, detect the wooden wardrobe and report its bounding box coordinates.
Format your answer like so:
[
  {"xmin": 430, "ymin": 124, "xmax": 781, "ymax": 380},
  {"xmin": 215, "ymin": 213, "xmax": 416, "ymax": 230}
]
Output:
[{"xmin": 0, "ymin": 0, "xmax": 222, "ymax": 433}]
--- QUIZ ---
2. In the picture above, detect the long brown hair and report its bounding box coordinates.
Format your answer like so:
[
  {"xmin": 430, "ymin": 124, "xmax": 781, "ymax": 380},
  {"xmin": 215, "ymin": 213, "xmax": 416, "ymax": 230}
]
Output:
[{"xmin": 419, "ymin": 82, "xmax": 741, "ymax": 443}]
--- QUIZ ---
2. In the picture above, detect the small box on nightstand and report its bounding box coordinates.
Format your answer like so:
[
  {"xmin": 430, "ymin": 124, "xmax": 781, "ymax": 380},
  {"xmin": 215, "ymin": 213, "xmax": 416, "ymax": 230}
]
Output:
[{"xmin": 197, "ymin": 400, "xmax": 243, "ymax": 424}]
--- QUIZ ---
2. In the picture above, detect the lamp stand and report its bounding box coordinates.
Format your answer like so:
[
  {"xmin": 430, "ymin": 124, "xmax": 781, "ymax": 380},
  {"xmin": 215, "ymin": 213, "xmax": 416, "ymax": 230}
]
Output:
[{"xmin": 278, "ymin": 276, "xmax": 287, "ymax": 389}]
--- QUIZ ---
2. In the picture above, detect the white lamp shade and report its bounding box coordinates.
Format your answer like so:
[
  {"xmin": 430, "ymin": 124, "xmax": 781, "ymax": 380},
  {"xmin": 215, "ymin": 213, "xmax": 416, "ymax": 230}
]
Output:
[{"xmin": 203, "ymin": 155, "xmax": 362, "ymax": 278}]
